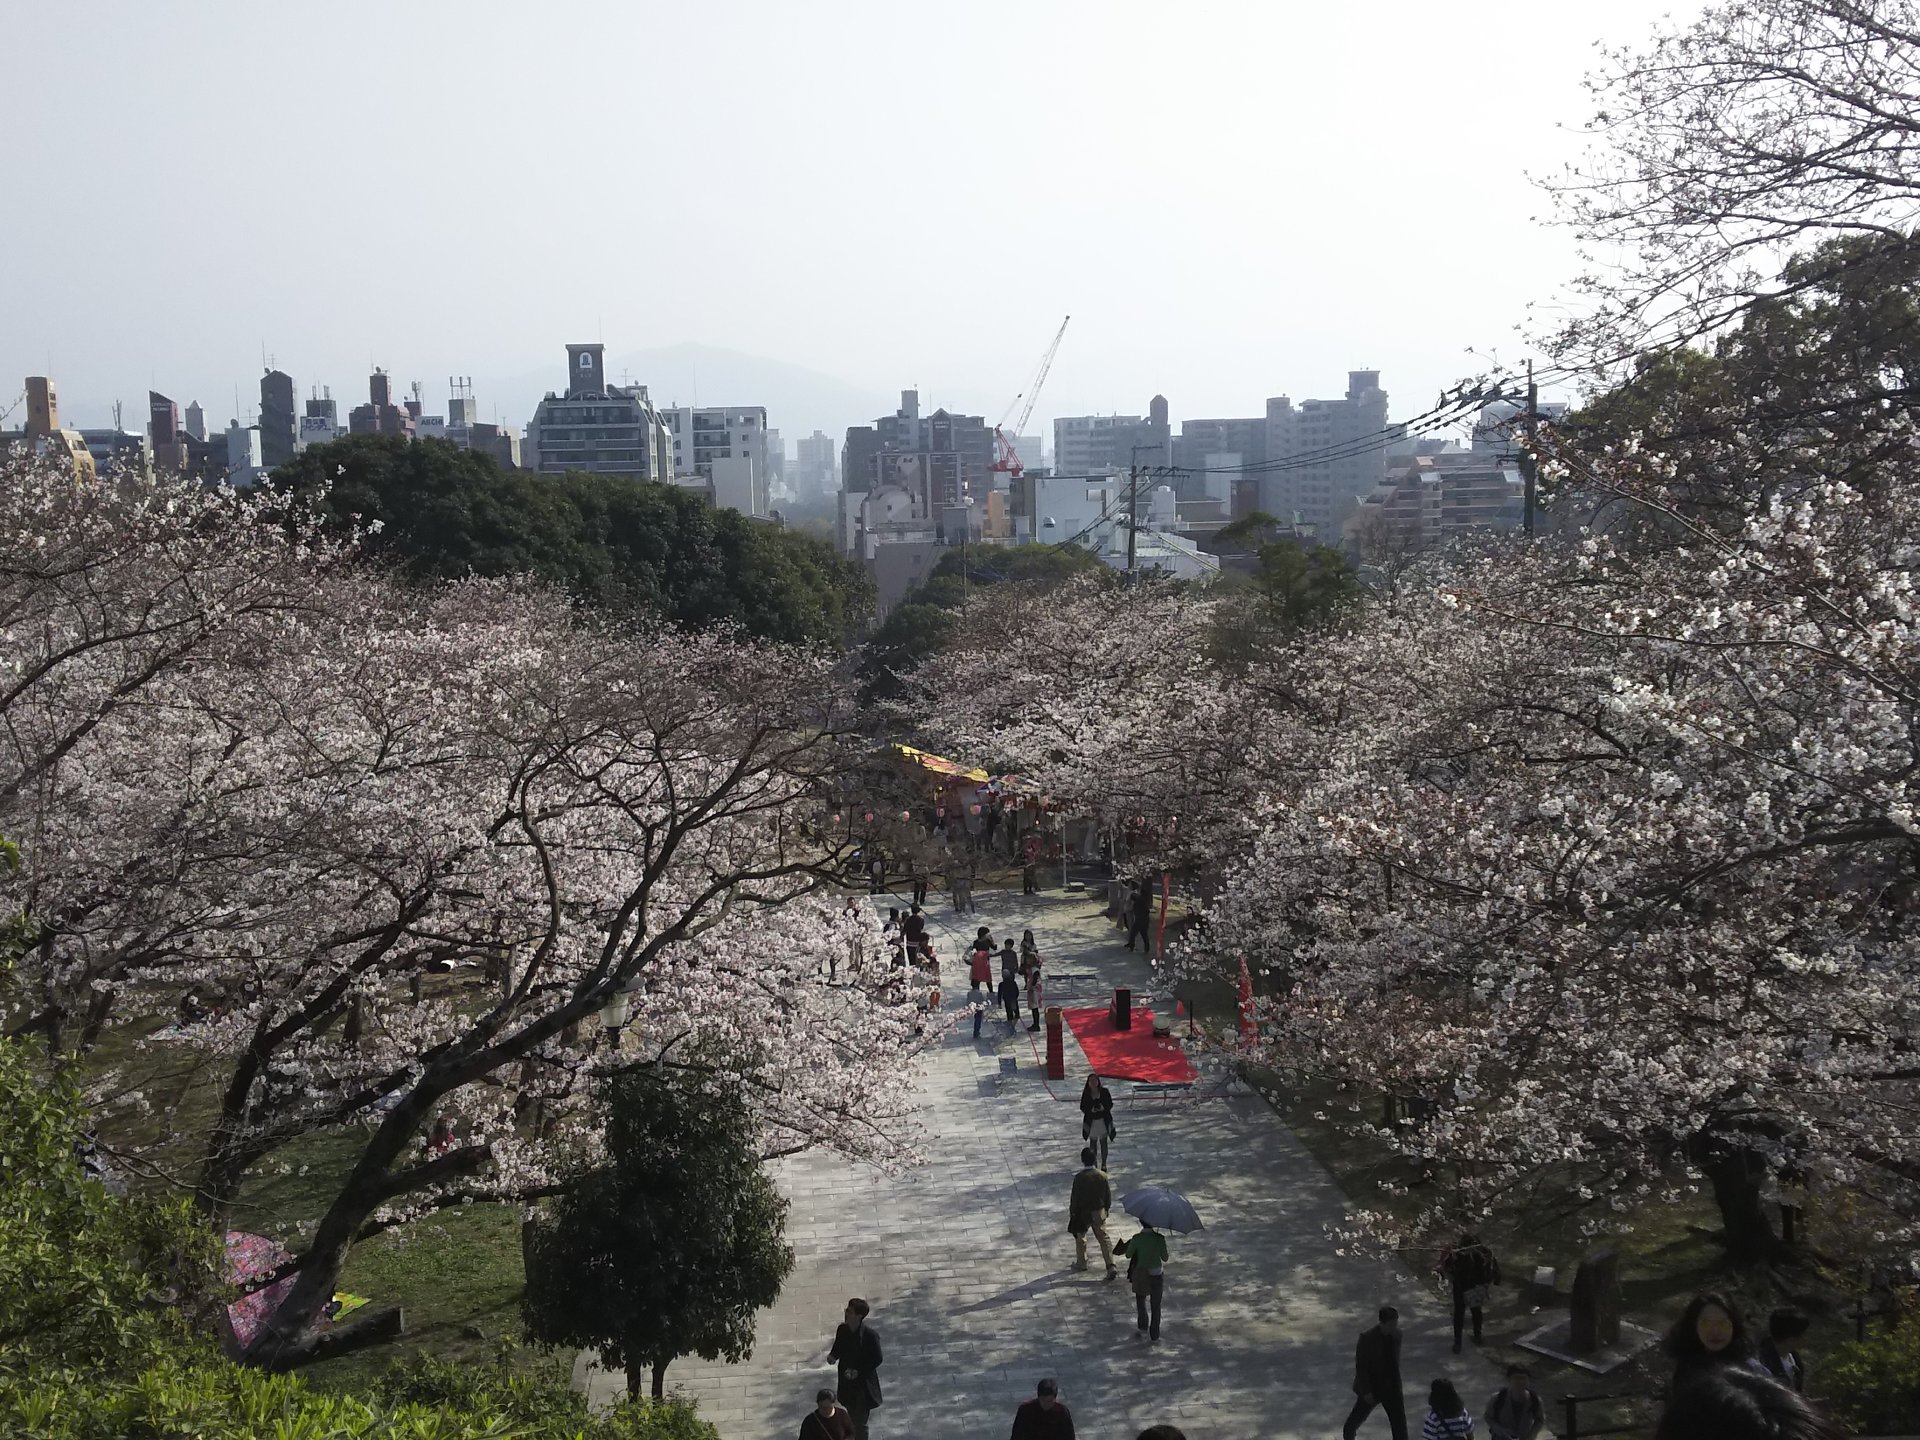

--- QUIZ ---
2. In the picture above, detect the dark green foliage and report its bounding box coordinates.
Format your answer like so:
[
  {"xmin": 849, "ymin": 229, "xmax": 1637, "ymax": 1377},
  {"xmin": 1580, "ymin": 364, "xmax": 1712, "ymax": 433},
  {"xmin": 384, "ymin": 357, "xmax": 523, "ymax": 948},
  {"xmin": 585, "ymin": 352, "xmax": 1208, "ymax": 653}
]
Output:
[
  {"xmin": 522, "ymin": 1068, "xmax": 794, "ymax": 1400},
  {"xmin": 269, "ymin": 435, "xmax": 873, "ymax": 646},
  {"xmin": 1206, "ymin": 515, "xmax": 1363, "ymax": 658},
  {"xmin": 1824, "ymin": 1307, "xmax": 1920, "ymax": 1437},
  {"xmin": 0, "ymin": 1038, "xmax": 220, "ymax": 1373},
  {"xmin": 0, "ymin": 1352, "xmax": 722, "ymax": 1440},
  {"xmin": 1562, "ymin": 230, "xmax": 1920, "ymax": 532}
]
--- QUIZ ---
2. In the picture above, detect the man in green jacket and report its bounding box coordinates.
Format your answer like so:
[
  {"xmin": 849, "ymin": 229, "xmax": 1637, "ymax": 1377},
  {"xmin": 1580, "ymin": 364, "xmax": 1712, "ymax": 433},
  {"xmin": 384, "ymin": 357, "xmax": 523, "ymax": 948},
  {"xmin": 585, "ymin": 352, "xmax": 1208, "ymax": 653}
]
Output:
[
  {"xmin": 1115, "ymin": 1221, "xmax": 1170, "ymax": 1341},
  {"xmin": 1067, "ymin": 1148, "xmax": 1117, "ymax": 1279}
]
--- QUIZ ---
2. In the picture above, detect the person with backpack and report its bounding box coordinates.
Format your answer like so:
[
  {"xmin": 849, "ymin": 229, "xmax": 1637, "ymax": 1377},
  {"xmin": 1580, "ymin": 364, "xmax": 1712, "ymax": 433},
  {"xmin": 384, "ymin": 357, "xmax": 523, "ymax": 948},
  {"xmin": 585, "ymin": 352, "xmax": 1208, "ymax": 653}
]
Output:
[
  {"xmin": 1439, "ymin": 1233, "xmax": 1500, "ymax": 1352},
  {"xmin": 1484, "ymin": 1367, "xmax": 1542, "ymax": 1440}
]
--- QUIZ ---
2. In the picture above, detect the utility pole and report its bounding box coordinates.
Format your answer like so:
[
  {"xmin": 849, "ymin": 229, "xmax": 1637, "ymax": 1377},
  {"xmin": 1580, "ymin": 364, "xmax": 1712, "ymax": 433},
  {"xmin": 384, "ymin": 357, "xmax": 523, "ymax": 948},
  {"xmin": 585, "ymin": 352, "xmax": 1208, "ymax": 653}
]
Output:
[
  {"xmin": 1126, "ymin": 461, "xmax": 1141, "ymax": 573},
  {"xmin": 1521, "ymin": 358, "xmax": 1539, "ymax": 537}
]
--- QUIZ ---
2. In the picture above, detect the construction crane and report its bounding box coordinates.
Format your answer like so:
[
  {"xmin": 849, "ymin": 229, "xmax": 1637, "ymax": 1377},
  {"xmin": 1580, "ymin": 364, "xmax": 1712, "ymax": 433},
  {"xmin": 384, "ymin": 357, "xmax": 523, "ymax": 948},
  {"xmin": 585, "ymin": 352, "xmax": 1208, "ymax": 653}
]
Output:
[{"xmin": 991, "ymin": 315, "xmax": 1070, "ymax": 480}]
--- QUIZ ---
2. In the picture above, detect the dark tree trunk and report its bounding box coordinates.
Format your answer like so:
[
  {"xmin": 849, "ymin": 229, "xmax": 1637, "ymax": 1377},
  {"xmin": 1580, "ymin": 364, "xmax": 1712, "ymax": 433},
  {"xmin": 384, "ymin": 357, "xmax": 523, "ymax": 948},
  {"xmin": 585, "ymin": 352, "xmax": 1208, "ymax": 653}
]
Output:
[
  {"xmin": 653, "ymin": 1358, "xmax": 668, "ymax": 1401},
  {"xmin": 1706, "ymin": 1145, "xmax": 1780, "ymax": 1261}
]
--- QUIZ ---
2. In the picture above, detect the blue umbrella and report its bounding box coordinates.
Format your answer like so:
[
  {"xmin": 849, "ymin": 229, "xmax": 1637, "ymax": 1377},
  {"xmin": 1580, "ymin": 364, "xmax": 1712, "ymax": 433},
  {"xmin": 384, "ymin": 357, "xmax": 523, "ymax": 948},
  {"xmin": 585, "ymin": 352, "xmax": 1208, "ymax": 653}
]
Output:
[{"xmin": 1118, "ymin": 1186, "xmax": 1202, "ymax": 1233}]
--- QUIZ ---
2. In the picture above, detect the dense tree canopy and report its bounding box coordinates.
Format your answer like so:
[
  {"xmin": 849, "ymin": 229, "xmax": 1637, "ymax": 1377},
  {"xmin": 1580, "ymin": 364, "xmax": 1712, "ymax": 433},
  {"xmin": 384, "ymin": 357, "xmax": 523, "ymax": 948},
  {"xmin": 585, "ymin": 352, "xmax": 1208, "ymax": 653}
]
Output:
[
  {"xmin": 0, "ymin": 453, "xmax": 919, "ymax": 1365},
  {"xmin": 269, "ymin": 436, "xmax": 873, "ymax": 647},
  {"xmin": 524, "ymin": 1068, "xmax": 793, "ymax": 1401}
]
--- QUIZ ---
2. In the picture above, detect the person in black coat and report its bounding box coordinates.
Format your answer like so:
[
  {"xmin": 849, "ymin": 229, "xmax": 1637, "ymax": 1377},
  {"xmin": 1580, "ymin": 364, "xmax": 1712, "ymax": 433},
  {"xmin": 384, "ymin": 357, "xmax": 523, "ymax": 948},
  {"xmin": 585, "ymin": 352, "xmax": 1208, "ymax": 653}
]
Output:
[
  {"xmin": 829, "ymin": 1298, "xmax": 883, "ymax": 1440},
  {"xmin": 1342, "ymin": 1306, "xmax": 1406, "ymax": 1440},
  {"xmin": 1125, "ymin": 879, "xmax": 1153, "ymax": 952},
  {"xmin": 1078, "ymin": 1074, "xmax": 1116, "ymax": 1170}
]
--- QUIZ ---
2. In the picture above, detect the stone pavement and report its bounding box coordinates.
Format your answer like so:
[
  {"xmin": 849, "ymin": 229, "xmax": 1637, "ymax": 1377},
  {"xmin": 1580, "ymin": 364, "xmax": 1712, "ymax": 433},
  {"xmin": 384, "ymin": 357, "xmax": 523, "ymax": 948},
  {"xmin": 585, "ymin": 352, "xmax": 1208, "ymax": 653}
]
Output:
[{"xmin": 579, "ymin": 885, "xmax": 1507, "ymax": 1440}]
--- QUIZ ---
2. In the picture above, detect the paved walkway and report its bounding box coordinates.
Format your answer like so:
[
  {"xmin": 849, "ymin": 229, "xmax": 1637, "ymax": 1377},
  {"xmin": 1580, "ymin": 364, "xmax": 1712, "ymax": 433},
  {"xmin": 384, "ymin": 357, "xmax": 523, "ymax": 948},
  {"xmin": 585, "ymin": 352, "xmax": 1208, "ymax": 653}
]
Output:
[{"xmin": 579, "ymin": 885, "xmax": 1505, "ymax": 1439}]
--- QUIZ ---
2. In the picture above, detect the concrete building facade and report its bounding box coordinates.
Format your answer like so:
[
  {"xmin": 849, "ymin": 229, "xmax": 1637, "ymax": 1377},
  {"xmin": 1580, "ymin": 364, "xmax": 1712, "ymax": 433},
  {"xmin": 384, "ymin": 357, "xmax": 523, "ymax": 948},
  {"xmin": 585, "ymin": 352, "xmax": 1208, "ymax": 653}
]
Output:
[
  {"xmin": 1263, "ymin": 370, "xmax": 1392, "ymax": 538},
  {"xmin": 259, "ymin": 369, "xmax": 297, "ymax": 468},
  {"xmin": 523, "ymin": 344, "xmax": 674, "ymax": 482},
  {"xmin": 1346, "ymin": 449, "xmax": 1524, "ymax": 553},
  {"xmin": 662, "ymin": 404, "xmax": 770, "ymax": 515},
  {"xmin": 348, "ymin": 370, "xmax": 414, "ymax": 438}
]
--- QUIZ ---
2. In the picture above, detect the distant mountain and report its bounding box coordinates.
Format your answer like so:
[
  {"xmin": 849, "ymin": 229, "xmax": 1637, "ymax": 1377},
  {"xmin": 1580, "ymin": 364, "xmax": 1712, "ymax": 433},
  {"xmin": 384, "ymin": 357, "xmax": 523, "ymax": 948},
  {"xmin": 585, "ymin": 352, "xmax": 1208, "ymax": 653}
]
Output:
[{"xmin": 487, "ymin": 343, "xmax": 898, "ymax": 450}]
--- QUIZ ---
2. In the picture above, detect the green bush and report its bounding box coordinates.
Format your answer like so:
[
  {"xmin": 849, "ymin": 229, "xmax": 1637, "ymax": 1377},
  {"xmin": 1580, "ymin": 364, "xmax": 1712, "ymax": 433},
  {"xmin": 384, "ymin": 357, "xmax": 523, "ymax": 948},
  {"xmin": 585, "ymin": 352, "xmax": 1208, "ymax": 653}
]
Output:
[
  {"xmin": 0, "ymin": 1351, "xmax": 724, "ymax": 1440},
  {"xmin": 1824, "ymin": 1308, "xmax": 1920, "ymax": 1436}
]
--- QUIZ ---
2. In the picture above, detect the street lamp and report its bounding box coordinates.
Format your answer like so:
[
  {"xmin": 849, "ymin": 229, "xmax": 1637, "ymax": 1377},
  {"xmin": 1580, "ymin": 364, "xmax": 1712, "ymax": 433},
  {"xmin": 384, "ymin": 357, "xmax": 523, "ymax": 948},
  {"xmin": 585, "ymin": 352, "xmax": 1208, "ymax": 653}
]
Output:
[{"xmin": 597, "ymin": 977, "xmax": 642, "ymax": 1047}]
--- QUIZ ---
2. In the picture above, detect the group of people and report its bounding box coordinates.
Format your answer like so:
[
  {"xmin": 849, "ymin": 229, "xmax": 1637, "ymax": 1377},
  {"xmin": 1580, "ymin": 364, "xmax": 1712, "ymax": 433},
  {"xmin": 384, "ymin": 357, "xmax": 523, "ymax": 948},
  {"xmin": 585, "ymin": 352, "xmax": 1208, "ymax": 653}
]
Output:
[
  {"xmin": 1341, "ymin": 1285, "xmax": 1833, "ymax": 1440},
  {"xmin": 964, "ymin": 924, "xmax": 1045, "ymax": 1038},
  {"xmin": 1343, "ymin": 1307, "xmax": 1546, "ymax": 1440},
  {"xmin": 813, "ymin": 1292, "xmax": 1192, "ymax": 1440}
]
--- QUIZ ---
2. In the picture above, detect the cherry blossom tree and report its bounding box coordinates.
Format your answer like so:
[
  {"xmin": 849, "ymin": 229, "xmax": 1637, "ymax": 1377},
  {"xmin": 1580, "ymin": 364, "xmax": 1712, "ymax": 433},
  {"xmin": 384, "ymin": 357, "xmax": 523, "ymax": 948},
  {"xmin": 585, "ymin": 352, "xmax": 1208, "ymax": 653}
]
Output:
[
  {"xmin": 1546, "ymin": 0, "xmax": 1920, "ymax": 363},
  {"xmin": 0, "ymin": 450, "xmax": 920, "ymax": 1363}
]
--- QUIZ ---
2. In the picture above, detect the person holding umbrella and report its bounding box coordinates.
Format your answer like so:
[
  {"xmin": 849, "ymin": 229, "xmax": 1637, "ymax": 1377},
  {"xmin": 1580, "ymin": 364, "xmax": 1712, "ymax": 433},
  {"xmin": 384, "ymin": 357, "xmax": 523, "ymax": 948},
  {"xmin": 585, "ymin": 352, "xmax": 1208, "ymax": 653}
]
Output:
[{"xmin": 1113, "ymin": 1185, "xmax": 1200, "ymax": 1344}]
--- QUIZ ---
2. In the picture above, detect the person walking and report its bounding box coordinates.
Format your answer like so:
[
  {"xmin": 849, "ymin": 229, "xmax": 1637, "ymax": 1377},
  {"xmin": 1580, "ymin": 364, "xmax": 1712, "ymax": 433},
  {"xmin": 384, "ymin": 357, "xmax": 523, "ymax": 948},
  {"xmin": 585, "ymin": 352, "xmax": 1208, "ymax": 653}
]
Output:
[
  {"xmin": 1021, "ymin": 931, "xmax": 1044, "ymax": 1031},
  {"xmin": 1022, "ymin": 836, "xmax": 1040, "ymax": 895},
  {"xmin": 1484, "ymin": 1366, "xmax": 1543, "ymax": 1440},
  {"xmin": 998, "ymin": 970, "xmax": 1022, "ymax": 1029},
  {"xmin": 1078, "ymin": 1073, "xmax": 1115, "ymax": 1169},
  {"xmin": 801, "ymin": 1389, "xmax": 856, "ymax": 1440},
  {"xmin": 1114, "ymin": 1220, "xmax": 1170, "ymax": 1342},
  {"xmin": 907, "ymin": 857, "xmax": 928, "ymax": 909},
  {"xmin": 1439, "ymin": 1232, "xmax": 1500, "ymax": 1353},
  {"xmin": 829, "ymin": 1298, "xmax": 883, "ymax": 1440},
  {"xmin": 969, "ymin": 977, "xmax": 990, "ymax": 1038},
  {"xmin": 999, "ymin": 936, "xmax": 1020, "ymax": 983},
  {"xmin": 1342, "ymin": 1306, "xmax": 1407, "ymax": 1440},
  {"xmin": 1125, "ymin": 878, "xmax": 1153, "ymax": 953},
  {"xmin": 968, "ymin": 938, "xmax": 994, "ymax": 990},
  {"xmin": 1422, "ymin": 1379, "xmax": 1475, "ymax": 1440},
  {"xmin": 1010, "ymin": 1378, "xmax": 1075, "ymax": 1440},
  {"xmin": 868, "ymin": 852, "xmax": 886, "ymax": 896},
  {"xmin": 1753, "ymin": 1308, "xmax": 1809, "ymax": 1392},
  {"xmin": 1067, "ymin": 1146, "xmax": 1118, "ymax": 1279}
]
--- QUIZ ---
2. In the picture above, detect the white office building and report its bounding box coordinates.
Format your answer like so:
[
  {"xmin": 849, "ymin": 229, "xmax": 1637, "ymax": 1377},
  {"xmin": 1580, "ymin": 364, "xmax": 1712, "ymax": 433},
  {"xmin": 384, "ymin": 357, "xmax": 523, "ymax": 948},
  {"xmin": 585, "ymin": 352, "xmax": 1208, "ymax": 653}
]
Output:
[{"xmin": 662, "ymin": 405, "xmax": 771, "ymax": 516}]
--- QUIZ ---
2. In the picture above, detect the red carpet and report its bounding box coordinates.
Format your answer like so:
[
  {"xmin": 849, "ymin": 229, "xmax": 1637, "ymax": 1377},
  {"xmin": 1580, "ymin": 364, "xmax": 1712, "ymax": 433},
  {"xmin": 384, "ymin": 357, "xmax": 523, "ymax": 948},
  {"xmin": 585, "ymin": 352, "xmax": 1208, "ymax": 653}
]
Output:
[{"xmin": 1062, "ymin": 1006, "xmax": 1197, "ymax": 1084}]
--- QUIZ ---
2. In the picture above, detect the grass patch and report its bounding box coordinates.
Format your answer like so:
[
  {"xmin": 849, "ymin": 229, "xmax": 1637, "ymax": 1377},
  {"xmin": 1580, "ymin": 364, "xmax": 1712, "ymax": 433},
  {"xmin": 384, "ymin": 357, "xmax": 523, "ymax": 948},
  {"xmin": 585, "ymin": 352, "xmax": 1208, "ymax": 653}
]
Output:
[{"xmin": 305, "ymin": 1201, "xmax": 532, "ymax": 1392}]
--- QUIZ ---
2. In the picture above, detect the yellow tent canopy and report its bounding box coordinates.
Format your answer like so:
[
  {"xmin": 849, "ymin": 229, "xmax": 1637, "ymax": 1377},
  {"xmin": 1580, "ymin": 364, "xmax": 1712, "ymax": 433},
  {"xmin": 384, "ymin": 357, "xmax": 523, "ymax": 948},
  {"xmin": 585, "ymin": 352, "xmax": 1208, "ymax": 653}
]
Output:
[{"xmin": 892, "ymin": 743, "xmax": 990, "ymax": 784}]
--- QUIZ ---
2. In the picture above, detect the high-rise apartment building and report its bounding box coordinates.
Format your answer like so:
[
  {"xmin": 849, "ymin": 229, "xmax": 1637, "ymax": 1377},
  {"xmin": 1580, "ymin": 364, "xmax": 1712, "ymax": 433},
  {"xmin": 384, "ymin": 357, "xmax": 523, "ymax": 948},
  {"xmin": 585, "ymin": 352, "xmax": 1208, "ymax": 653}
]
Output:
[
  {"xmin": 794, "ymin": 429, "xmax": 837, "ymax": 495},
  {"xmin": 184, "ymin": 400, "xmax": 207, "ymax": 442},
  {"xmin": 661, "ymin": 404, "xmax": 771, "ymax": 515},
  {"xmin": 348, "ymin": 370, "xmax": 414, "ymax": 438},
  {"xmin": 1263, "ymin": 371, "xmax": 1392, "ymax": 537},
  {"xmin": 259, "ymin": 369, "xmax": 297, "ymax": 468},
  {"xmin": 1347, "ymin": 450, "xmax": 1525, "ymax": 552},
  {"xmin": 1052, "ymin": 396, "xmax": 1171, "ymax": 476},
  {"xmin": 298, "ymin": 389, "xmax": 340, "ymax": 451},
  {"xmin": 18, "ymin": 376, "xmax": 96, "ymax": 482},
  {"xmin": 523, "ymin": 344, "xmax": 673, "ymax": 482}
]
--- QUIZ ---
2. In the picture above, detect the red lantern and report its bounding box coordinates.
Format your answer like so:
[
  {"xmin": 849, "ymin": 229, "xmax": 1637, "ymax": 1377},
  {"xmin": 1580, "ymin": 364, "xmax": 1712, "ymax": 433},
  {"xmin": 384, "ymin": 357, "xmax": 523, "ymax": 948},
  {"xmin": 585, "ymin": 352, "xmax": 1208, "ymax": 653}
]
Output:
[
  {"xmin": 862, "ymin": 811, "xmax": 874, "ymax": 823},
  {"xmin": 831, "ymin": 813, "xmax": 843, "ymax": 825}
]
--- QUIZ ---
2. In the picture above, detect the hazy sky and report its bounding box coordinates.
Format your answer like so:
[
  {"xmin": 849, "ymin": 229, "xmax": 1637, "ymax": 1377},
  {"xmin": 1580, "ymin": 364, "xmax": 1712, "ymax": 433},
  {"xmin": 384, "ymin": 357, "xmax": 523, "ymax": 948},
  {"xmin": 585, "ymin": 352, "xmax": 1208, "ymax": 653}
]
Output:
[{"xmin": 3, "ymin": 0, "xmax": 1695, "ymax": 442}]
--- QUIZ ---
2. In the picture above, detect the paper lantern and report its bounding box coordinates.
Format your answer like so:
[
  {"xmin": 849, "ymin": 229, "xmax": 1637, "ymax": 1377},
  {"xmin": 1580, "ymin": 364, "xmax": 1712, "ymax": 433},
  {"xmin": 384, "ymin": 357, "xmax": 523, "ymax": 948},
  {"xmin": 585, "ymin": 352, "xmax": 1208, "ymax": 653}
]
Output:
[{"xmin": 862, "ymin": 811, "xmax": 874, "ymax": 823}]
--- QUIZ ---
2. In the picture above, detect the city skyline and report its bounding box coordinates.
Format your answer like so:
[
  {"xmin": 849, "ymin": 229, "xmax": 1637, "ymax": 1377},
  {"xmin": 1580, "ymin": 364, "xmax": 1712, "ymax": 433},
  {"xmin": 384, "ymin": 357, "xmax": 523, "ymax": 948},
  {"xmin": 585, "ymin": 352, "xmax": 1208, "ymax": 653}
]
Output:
[{"xmin": 3, "ymin": 0, "xmax": 1676, "ymax": 445}]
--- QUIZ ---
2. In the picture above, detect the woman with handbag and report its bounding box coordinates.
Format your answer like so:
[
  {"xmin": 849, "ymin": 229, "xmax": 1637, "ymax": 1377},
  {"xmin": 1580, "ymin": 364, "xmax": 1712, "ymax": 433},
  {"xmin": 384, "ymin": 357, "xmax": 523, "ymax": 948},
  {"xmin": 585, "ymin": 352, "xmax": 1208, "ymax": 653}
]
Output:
[
  {"xmin": 1078, "ymin": 1073, "xmax": 1116, "ymax": 1169},
  {"xmin": 1440, "ymin": 1232, "xmax": 1500, "ymax": 1353}
]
